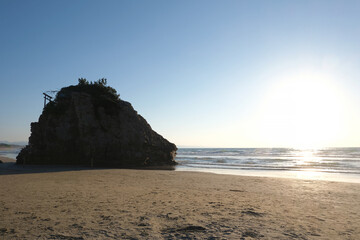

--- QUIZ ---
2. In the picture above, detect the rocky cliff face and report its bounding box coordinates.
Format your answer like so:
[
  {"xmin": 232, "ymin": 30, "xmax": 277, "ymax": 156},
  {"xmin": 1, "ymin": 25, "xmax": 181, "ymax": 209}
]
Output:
[{"xmin": 17, "ymin": 80, "xmax": 177, "ymax": 167}]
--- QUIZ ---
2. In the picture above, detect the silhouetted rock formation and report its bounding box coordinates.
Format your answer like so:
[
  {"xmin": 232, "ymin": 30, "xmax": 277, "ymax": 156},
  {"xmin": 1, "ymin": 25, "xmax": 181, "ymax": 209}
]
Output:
[{"xmin": 17, "ymin": 79, "xmax": 177, "ymax": 167}]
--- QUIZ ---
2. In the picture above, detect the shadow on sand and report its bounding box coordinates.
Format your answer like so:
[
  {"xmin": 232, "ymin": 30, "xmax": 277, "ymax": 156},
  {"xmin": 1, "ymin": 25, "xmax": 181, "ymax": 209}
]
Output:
[
  {"xmin": 0, "ymin": 162, "xmax": 95, "ymax": 175},
  {"xmin": 0, "ymin": 161, "xmax": 176, "ymax": 176}
]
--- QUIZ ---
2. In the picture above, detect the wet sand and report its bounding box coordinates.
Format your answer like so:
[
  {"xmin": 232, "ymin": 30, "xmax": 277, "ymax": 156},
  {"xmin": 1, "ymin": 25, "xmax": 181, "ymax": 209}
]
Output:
[
  {"xmin": 1, "ymin": 163, "xmax": 359, "ymax": 239},
  {"xmin": 0, "ymin": 156, "xmax": 16, "ymax": 163}
]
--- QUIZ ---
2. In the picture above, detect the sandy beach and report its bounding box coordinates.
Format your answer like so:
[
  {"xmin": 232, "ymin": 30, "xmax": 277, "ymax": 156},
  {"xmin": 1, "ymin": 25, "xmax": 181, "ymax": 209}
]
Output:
[{"xmin": 1, "ymin": 158, "xmax": 360, "ymax": 239}]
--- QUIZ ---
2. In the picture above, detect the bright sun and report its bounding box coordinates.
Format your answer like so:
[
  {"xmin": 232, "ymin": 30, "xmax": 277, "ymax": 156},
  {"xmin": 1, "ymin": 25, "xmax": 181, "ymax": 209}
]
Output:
[{"xmin": 255, "ymin": 70, "xmax": 348, "ymax": 148}]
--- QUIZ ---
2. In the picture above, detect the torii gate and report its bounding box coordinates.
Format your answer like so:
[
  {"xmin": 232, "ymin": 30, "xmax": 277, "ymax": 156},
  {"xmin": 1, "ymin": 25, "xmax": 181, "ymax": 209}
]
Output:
[{"xmin": 43, "ymin": 93, "xmax": 53, "ymax": 107}]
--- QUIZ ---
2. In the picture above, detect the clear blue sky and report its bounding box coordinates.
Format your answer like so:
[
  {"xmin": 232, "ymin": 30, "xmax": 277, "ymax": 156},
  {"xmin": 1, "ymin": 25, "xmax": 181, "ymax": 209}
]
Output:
[{"xmin": 1, "ymin": 0, "xmax": 360, "ymax": 147}]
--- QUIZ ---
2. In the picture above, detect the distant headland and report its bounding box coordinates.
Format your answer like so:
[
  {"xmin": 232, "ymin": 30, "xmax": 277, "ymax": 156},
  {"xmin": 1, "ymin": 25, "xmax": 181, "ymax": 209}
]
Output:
[{"xmin": 0, "ymin": 143, "xmax": 23, "ymax": 149}]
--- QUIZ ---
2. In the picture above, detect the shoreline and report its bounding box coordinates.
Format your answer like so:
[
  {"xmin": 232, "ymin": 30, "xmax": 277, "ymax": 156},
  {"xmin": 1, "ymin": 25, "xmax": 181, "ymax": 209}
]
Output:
[
  {"xmin": 1, "ymin": 155, "xmax": 360, "ymax": 184},
  {"xmin": 1, "ymin": 168, "xmax": 360, "ymax": 239},
  {"xmin": 3, "ymin": 146, "xmax": 360, "ymax": 184},
  {"xmin": 176, "ymin": 166, "xmax": 360, "ymax": 184}
]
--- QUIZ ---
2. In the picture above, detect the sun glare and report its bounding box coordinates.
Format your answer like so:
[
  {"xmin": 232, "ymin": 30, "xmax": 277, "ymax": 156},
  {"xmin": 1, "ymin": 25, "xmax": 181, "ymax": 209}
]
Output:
[{"xmin": 255, "ymin": 70, "xmax": 348, "ymax": 148}]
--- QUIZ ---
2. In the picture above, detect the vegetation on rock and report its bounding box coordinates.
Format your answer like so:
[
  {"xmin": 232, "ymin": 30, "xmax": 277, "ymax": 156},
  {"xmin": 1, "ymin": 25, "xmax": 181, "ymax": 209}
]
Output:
[{"xmin": 44, "ymin": 78, "xmax": 120, "ymax": 116}]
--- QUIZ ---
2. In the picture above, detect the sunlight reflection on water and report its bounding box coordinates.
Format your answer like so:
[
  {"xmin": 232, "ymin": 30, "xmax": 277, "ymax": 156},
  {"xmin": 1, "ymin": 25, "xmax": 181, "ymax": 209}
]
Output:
[
  {"xmin": 175, "ymin": 148, "xmax": 360, "ymax": 183},
  {"xmin": 293, "ymin": 149, "xmax": 320, "ymax": 166}
]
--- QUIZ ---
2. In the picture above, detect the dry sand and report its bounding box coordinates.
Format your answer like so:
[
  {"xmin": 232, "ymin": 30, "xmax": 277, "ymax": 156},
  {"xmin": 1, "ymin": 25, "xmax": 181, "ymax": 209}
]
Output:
[{"xmin": 1, "ymin": 159, "xmax": 360, "ymax": 239}]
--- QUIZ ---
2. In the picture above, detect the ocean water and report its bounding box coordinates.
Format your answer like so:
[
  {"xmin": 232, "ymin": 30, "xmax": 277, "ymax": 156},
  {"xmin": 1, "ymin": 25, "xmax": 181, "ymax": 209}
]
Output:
[
  {"xmin": 0, "ymin": 148, "xmax": 21, "ymax": 160},
  {"xmin": 175, "ymin": 148, "xmax": 360, "ymax": 183}
]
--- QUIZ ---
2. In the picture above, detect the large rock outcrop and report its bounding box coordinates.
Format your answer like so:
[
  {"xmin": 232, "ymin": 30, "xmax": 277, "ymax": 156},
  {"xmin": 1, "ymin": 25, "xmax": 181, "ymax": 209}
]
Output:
[{"xmin": 17, "ymin": 79, "xmax": 177, "ymax": 167}]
